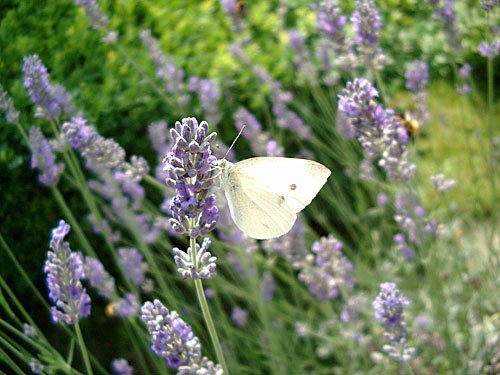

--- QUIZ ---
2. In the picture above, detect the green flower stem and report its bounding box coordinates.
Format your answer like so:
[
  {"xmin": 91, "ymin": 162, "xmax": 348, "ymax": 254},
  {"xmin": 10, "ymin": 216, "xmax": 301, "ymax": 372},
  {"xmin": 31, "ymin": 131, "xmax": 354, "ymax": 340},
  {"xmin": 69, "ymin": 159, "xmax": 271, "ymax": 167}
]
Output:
[
  {"xmin": 74, "ymin": 323, "xmax": 93, "ymax": 375},
  {"xmin": 189, "ymin": 234, "xmax": 229, "ymax": 375},
  {"xmin": 51, "ymin": 187, "xmax": 96, "ymax": 257}
]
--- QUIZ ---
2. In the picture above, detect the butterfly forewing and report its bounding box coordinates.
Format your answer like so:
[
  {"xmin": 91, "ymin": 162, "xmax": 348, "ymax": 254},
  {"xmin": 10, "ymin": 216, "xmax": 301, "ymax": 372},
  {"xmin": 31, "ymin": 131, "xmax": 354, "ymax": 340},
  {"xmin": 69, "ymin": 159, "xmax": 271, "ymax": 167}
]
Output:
[{"xmin": 230, "ymin": 157, "xmax": 331, "ymax": 213}]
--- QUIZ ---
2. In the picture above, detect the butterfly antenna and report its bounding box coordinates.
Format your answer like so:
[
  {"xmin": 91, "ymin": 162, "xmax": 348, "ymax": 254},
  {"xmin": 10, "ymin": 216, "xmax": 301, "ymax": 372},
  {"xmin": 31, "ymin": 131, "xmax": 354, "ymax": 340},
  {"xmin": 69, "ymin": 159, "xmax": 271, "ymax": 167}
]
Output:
[{"xmin": 224, "ymin": 125, "xmax": 246, "ymax": 159}]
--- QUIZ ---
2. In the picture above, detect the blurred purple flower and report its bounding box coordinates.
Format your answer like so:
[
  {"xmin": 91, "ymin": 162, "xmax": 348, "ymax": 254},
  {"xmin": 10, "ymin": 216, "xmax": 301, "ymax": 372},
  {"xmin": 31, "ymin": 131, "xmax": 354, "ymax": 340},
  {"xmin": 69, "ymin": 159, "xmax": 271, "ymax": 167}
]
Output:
[
  {"xmin": 478, "ymin": 39, "xmax": 500, "ymax": 58},
  {"xmin": 28, "ymin": 127, "xmax": 64, "ymax": 186},
  {"xmin": 231, "ymin": 307, "xmax": 249, "ymax": 328},
  {"xmin": 44, "ymin": 220, "xmax": 91, "ymax": 325},
  {"xmin": 118, "ymin": 247, "xmax": 152, "ymax": 291},
  {"xmin": 83, "ymin": 257, "xmax": 116, "ymax": 298},
  {"xmin": 73, "ymin": 0, "xmax": 109, "ymax": 30},
  {"xmin": 373, "ymin": 282, "xmax": 415, "ymax": 362},
  {"xmin": 430, "ymin": 174, "xmax": 456, "ymax": 193},
  {"xmin": 0, "ymin": 84, "xmax": 19, "ymax": 123},
  {"xmin": 22, "ymin": 55, "xmax": 75, "ymax": 119},
  {"xmin": 405, "ymin": 61, "xmax": 429, "ymax": 93},
  {"xmin": 298, "ymin": 234, "xmax": 354, "ymax": 300},
  {"xmin": 111, "ymin": 358, "xmax": 134, "ymax": 375}
]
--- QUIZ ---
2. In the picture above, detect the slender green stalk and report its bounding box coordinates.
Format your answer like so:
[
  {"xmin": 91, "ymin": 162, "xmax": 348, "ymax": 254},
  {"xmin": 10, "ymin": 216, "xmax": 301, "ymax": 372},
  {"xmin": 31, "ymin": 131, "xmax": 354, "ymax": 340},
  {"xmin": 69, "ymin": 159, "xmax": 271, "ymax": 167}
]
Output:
[
  {"xmin": 74, "ymin": 323, "xmax": 93, "ymax": 375},
  {"xmin": 51, "ymin": 187, "xmax": 96, "ymax": 257},
  {"xmin": 189, "ymin": 234, "xmax": 229, "ymax": 374}
]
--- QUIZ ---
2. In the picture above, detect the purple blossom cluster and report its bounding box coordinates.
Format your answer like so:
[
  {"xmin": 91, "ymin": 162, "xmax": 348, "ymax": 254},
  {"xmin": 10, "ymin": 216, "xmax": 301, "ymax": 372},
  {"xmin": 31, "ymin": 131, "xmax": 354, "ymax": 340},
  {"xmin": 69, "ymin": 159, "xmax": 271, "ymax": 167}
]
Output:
[
  {"xmin": 395, "ymin": 191, "xmax": 438, "ymax": 246},
  {"xmin": 298, "ymin": 234, "xmax": 354, "ymax": 301},
  {"xmin": 141, "ymin": 299, "xmax": 222, "ymax": 373},
  {"xmin": 373, "ymin": 282, "xmax": 415, "ymax": 362},
  {"xmin": 432, "ymin": 0, "xmax": 461, "ymax": 51},
  {"xmin": 111, "ymin": 358, "xmax": 134, "ymax": 375},
  {"xmin": 173, "ymin": 238, "xmax": 218, "ymax": 279},
  {"xmin": 231, "ymin": 307, "xmax": 249, "ymax": 328},
  {"xmin": 62, "ymin": 117, "xmax": 126, "ymax": 171},
  {"xmin": 478, "ymin": 39, "xmax": 500, "ymax": 58},
  {"xmin": 456, "ymin": 64, "xmax": 472, "ymax": 95},
  {"xmin": 287, "ymin": 30, "xmax": 316, "ymax": 80},
  {"xmin": 0, "ymin": 84, "xmax": 19, "ymax": 124},
  {"xmin": 220, "ymin": 0, "xmax": 246, "ymax": 32},
  {"xmin": 140, "ymin": 30, "xmax": 190, "ymax": 106},
  {"xmin": 73, "ymin": 0, "xmax": 109, "ymax": 31},
  {"xmin": 84, "ymin": 256, "xmax": 116, "ymax": 298},
  {"xmin": 22, "ymin": 55, "xmax": 75, "ymax": 119},
  {"xmin": 28, "ymin": 127, "xmax": 65, "ymax": 186},
  {"xmin": 260, "ymin": 271, "xmax": 276, "ymax": 301},
  {"xmin": 234, "ymin": 107, "xmax": 284, "ymax": 157},
  {"xmin": 44, "ymin": 220, "xmax": 91, "ymax": 325},
  {"xmin": 405, "ymin": 60, "xmax": 430, "ymax": 126},
  {"xmin": 29, "ymin": 358, "xmax": 45, "ymax": 374},
  {"xmin": 118, "ymin": 247, "xmax": 152, "ymax": 291},
  {"xmin": 351, "ymin": 0, "xmax": 384, "ymax": 66},
  {"xmin": 189, "ymin": 77, "xmax": 222, "ymax": 124},
  {"xmin": 148, "ymin": 120, "xmax": 173, "ymax": 181},
  {"xmin": 338, "ymin": 78, "xmax": 416, "ymax": 181},
  {"xmin": 163, "ymin": 117, "xmax": 219, "ymax": 238},
  {"xmin": 108, "ymin": 293, "xmax": 139, "ymax": 318}
]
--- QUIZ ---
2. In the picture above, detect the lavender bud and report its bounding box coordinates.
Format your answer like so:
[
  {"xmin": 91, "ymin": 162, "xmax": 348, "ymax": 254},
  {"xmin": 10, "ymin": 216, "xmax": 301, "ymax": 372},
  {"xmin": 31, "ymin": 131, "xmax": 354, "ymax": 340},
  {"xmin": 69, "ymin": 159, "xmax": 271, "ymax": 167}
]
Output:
[
  {"xmin": 111, "ymin": 358, "xmax": 134, "ymax": 375},
  {"xmin": 0, "ymin": 84, "xmax": 19, "ymax": 123},
  {"xmin": 173, "ymin": 238, "xmax": 217, "ymax": 279}
]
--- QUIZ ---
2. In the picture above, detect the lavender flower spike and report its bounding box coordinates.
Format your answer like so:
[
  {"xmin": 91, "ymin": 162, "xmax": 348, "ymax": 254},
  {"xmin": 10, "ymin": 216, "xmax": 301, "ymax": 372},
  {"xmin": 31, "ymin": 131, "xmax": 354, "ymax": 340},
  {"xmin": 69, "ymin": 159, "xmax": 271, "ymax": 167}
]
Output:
[
  {"xmin": 73, "ymin": 0, "xmax": 109, "ymax": 31},
  {"xmin": 44, "ymin": 220, "xmax": 91, "ymax": 324},
  {"xmin": 430, "ymin": 174, "xmax": 456, "ymax": 193},
  {"xmin": 22, "ymin": 55, "xmax": 75, "ymax": 119},
  {"xmin": 405, "ymin": 61, "xmax": 429, "ymax": 93},
  {"xmin": 83, "ymin": 257, "xmax": 116, "ymax": 298},
  {"xmin": 28, "ymin": 127, "xmax": 64, "ymax": 186},
  {"xmin": 141, "ymin": 299, "xmax": 202, "ymax": 368},
  {"xmin": 373, "ymin": 282, "xmax": 415, "ymax": 362},
  {"xmin": 0, "ymin": 84, "xmax": 19, "ymax": 123},
  {"xmin": 111, "ymin": 358, "xmax": 134, "ymax": 375},
  {"xmin": 163, "ymin": 117, "xmax": 219, "ymax": 238},
  {"xmin": 351, "ymin": 0, "xmax": 382, "ymax": 64}
]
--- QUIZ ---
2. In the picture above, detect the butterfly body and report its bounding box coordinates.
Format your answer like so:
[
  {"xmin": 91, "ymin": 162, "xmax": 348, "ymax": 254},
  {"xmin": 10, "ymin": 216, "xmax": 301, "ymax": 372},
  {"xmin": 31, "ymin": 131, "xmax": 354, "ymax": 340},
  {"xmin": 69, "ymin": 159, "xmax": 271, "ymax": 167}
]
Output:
[{"xmin": 218, "ymin": 157, "xmax": 331, "ymax": 239}]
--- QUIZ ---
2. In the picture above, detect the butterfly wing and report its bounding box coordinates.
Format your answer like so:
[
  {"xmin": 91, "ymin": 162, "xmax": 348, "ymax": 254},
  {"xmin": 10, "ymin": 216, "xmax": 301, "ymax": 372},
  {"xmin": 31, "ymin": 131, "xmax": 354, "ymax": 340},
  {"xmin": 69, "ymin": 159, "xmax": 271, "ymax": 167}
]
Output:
[
  {"xmin": 230, "ymin": 157, "xmax": 331, "ymax": 213},
  {"xmin": 221, "ymin": 157, "xmax": 331, "ymax": 239},
  {"xmin": 223, "ymin": 171, "xmax": 297, "ymax": 239}
]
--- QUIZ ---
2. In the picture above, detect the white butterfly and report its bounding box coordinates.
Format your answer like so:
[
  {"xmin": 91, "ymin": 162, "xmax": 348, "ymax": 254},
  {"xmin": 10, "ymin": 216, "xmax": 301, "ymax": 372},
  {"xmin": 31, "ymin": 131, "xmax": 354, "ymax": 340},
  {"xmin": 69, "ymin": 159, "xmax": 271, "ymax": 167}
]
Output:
[{"xmin": 217, "ymin": 157, "xmax": 331, "ymax": 240}]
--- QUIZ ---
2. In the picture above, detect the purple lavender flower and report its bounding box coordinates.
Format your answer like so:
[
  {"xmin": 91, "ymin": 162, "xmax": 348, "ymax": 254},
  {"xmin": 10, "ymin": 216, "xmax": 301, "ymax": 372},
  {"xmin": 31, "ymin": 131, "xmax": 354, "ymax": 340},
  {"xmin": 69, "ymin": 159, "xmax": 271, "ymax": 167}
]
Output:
[
  {"xmin": 22, "ymin": 55, "xmax": 75, "ymax": 119},
  {"xmin": 288, "ymin": 30, "xmax": 316, "ymax": 79},
  {"xmin": 351, "ymin": 0, "xmax": 382, "ymax": 53},
  {"xmin": 189, "ymin": 77, "xmax": 222, "ymax": 124},
  {"xmin": 234, "ymin": 107, "xmax": 282, "ymax": 156},
  {"xmin": 456, "ymin": 64, "xmax": 472, "ymax": 94},
  {"xmin": 141, "ymin": 299, "xmax": 202, "ymax": 368},
  {"xmin": 73, "ymin": 0, "xmax": 109, "ymax": 30},
  {"xmin": 118, "ymin": 247, "xmax": 151, "ymax": 290},
  {"xmin": 231, "ymin": 307, "xmax": 248, "ymax": 328},
  {"xmin": 338, "ymin": 78, "xmax": 416, "ymax": 181},
  {"xmin": 44, "ymin": 220, "xmax": 91, "ymax": 325},
  {"xmin": 430, "ymin": 174, "xmax": 456, "ymax": 193},
  {"xmin": 393, "ymin": 233, "xmax": 415, "ymax": 261},
  {"xmin": 0, "ymin": 84, "xmax": 19, "ymax": 123},
  {"xmin": 478, "ymin": 39, "xmax": 500, "ymax": 58},
  {"xmin": 298, "ymin": 234, "xmax": 354, "ymax": 300},
  {"xmin": 341, "ymin": 294, "xmax": 368, "ymax": 323},
  {"xmin": 377, "ymin": 193, "xmax": 389, "ymax": 207},
  {"xmin": 433, "ymin": 0, "xmax": 461, "ymax": 51},
  {"xmin": 220, "ymin": 0, "xmax": 237, "ymax": 14},
  {"xmin": 62, "ymin": 117, "xmax": 126, "ymax": 171},
  {"xmin": 405, "ymin": 60, "xmax": 429, "ymax": 93},
  {"xmin": 373, "ymin": 282, "xmax": 415, "ymax": 362},
  {"xmin": 28, "ymin": 127, "xmax": 64, "ymax": 186},
  {"xmin": 163, "ymin": 117, "xmax": 219, "ymax": 238},
  {"xmin": 173, "ymin": 238, "xmax": 218, "ymax": 279},
  {"xmin": 178, "ymin": 357, "xmax": 224, "ymax": 375},
  {"xmin": 111, "ymin": 358, "xmax": 134, "ymax": 375},
  {"xmin": 395, "ymin": 191, "xmax": 437, "ymax": 244},
  {"xmin": 83, "ymin": 257, "xmax": 116, "ymax": 298},
  {"xmin": 110, "ymin": 293, "xmax": 139, "ymax": 318},
  {"xmin": 140, "ymin": 30, "xmax": 190, "ymax": 106},
  {"xmin": 314, "ymin": 1, "xmax": 347, "ymax": 40}
]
